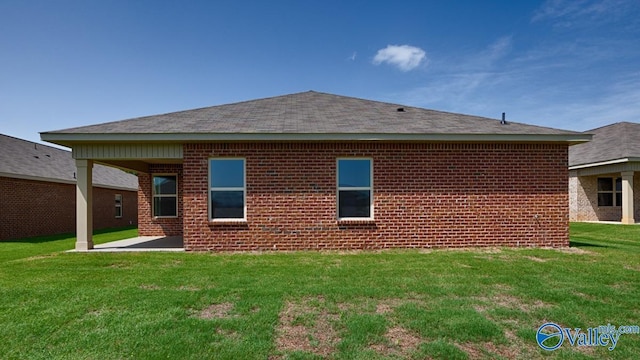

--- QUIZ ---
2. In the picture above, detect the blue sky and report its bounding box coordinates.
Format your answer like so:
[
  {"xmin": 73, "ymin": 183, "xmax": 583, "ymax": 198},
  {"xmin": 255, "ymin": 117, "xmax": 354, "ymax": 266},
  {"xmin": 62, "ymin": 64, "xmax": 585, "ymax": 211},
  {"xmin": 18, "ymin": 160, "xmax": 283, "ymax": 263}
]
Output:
[{"xmin": 2, "ymin": 0, "xmax": 640, "ymax": 144}]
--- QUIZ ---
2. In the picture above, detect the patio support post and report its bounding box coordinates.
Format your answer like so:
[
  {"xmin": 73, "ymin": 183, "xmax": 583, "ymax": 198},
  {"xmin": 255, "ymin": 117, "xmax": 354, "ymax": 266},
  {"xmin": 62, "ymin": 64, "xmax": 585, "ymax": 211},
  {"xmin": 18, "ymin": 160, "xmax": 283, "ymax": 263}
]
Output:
[
  {"xmin": 76, "ymin": 159, "xmax": 94, "ymax": 250},
  {"xmin": 621, "ymin": 171, "xmax": 635, "ymax": 224}
]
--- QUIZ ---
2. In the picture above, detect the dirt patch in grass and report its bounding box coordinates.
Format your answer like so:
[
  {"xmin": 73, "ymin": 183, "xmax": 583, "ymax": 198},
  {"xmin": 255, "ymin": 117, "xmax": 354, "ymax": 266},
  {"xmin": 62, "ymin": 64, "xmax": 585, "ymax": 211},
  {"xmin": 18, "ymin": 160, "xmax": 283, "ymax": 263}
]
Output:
[
  {"xmin": 21, "ymin": 253, "xmax": 60, "ymax": 261},
  {"xmin": 107, "ymin": 262, "xmax": 131, "ymax": 269},
  {"xmin": 475, "ymin": 293, "xmax": 550, "ymax": 313},
  {"xmin": 574, "ymin": 292, "xmax": 598, "ymax": 301},
  {"xmin": 376, "ymin": 302, "xmax": 393, "ymax": 314},
  {"xmin": 456, "ymin": 340, "xmax": 522, "ymax": 359},
  {"xmin": 177, "ymin": 285, "xmax": 201, "ymax": 291},
  {"xmin": 161, "ymin": 259, "xmax": 183, "ymax": 268},
  {"xmin": 370, "ymin": 326, "xmax": 422, "ymax": 357},
  {"xmin": 375, "ymin": 298, "xmax": 408, "ymax": 314},
  {"xmin": 624, "ymin": 265, "xmax": 640, "ymax": 272},
  {"xmin": 274, "ymin": 297, "xmax": 339, "ymax": 357},
  {"xmin": 196, "ymin": 302, "xmax": 235, "ymax": 320},
  {"xmin": 555, "ymin": 247, "xmax": 594, "ymax": 255},
  {"xmin": 139, "ymin": 284, "xmax": 160, "ymax": 290},
  {"xmin": 524, "ymin": 255, "xmax": 548, "ymax": 262},
  {"xmin": 216, "ymin": 328, "xmax": 240, "ymax": 339}
]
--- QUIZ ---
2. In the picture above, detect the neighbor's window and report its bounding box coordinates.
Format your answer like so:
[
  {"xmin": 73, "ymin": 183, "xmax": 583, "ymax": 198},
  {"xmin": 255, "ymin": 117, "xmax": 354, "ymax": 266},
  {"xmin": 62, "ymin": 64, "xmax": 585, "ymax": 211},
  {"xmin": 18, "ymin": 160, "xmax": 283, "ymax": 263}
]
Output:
[
  {"xmin": 115, "ymin": 194, "xmax": 123, "ymax": 218},
  {"xmin": 337, "ymin": 158, "xmax": 373, "ymax": 219},
  {"xmin": 597, "ymin": 177, "xmax": 622, "ymax": 207},
  {"xmin": 210, "ymin": 158, "xmax": 246, "ymax": 220},
  {"xmin": 152, "ymin": 175, "xmax": 178, "ymax": 217}
]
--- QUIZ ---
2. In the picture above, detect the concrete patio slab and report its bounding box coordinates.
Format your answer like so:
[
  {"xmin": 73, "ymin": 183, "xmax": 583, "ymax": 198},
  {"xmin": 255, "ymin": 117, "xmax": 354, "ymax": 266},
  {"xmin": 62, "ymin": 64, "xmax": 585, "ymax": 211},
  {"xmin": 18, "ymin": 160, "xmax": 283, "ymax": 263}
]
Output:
[{"xmin": 68, "ymin": 236, "xmax": 184, "ymax": 252}]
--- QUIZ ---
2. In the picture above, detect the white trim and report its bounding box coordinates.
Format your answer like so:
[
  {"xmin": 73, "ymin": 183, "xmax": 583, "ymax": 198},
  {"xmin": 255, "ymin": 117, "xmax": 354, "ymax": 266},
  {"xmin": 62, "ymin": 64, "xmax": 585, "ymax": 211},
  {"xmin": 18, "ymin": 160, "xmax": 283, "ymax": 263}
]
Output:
[
  {"xmin": 152, "ymin": 174, "xmax": 178, "ymax": 218},
  {"xmin": 41, "ymin": 132, "xmax": 592, "ymax": 145},
  {"xmin": 208, "ymin": 158, "xmax": 247, "ymax": 221},
  {"xmin": 569, "ymin": 158, "xmax": 632, "ymax": 170},
  {"xmin": 337, "ymin": 157, "xmax": 374, "ymax": 221}
]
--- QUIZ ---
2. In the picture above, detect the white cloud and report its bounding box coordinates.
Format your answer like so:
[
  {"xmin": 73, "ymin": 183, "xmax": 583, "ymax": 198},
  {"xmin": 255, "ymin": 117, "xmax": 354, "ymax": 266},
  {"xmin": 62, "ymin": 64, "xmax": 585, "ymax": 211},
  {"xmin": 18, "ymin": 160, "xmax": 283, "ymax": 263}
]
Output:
[
  {"xmin": 348, "ymin": 52, "xmax": 357, "ymax": 61},
  {"xmin": 373, "ymin": 44, "xmax": 426, "ymax": 71}
]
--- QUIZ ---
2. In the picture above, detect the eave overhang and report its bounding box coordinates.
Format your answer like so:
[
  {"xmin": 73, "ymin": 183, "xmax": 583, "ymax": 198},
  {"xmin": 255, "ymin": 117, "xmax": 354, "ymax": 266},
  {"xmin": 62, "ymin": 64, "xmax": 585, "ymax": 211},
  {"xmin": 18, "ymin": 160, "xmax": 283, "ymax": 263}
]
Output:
[
  {"xmin": 41, "ymin": 132, "xmax": 592, "ymax": 148},
  {"xmin": 569, "ymin": 157, "xmax": 640, "ymax": 171}
]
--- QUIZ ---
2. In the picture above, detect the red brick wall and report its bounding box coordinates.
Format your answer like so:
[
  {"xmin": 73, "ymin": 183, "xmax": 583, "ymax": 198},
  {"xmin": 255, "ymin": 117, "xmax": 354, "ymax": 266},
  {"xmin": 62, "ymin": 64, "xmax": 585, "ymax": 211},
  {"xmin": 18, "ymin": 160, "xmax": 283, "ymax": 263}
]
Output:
[
  {"xmin": 148, "ymin": 143, "xmax": 568, "ymax": 250},
  {"xmin": 143, "ymin": 142, "xmax": 568, "ymax": 251},
  {"xmin": 138, "ymin": 164, "xmax": 184, "ymax": 236},
  {"xmin": 0, "ymin": 177, "xmax": 137, "ymax": 241},
  {"xmin": 93, "ymin": 187, "xmax": 138, "ymax": 230}
]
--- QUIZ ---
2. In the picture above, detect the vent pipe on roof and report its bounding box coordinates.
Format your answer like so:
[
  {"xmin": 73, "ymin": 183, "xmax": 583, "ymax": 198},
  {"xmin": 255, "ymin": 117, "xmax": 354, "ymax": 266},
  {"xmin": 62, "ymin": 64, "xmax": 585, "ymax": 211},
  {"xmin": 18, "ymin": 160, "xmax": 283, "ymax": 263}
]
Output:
[{"xmin": 500, "ymin": 112, "xmax": 507, "ymax": 125}]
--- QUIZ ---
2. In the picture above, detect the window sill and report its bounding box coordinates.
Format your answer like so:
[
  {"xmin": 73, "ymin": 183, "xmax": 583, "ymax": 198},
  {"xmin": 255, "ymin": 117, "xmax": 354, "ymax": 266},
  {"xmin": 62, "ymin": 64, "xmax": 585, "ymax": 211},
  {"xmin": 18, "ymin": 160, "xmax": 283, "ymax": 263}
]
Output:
[
  {"xmin": 337, "ymin": 218, "xmax": 375, "ymax": 224},
  {"xmin": 209, "ymin": 219, "xmax": 248, "ymax": 225}
]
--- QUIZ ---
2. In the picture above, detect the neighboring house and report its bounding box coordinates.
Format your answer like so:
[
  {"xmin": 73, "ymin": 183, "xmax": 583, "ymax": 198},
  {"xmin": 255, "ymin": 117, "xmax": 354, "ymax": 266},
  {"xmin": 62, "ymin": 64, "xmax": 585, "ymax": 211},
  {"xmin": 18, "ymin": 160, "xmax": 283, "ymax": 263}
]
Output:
[
  {"xmin": 0, "ymin": 134, "xmax": 138, "ymax": 240},
  {"xmin": 569, "ymin": 122, "xmax": 640, "ymax": 224},
  {"xmin": 41, "ymin": 91, "xmax": 590, "ymax": 251}
]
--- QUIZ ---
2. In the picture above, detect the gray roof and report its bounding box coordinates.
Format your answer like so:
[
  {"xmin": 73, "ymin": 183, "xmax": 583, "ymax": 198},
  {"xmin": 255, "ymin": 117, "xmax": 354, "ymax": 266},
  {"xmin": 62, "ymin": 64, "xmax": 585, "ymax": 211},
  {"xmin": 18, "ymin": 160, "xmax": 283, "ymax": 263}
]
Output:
[
  {"xmin": 0, "ymin": 134, "xmax": 138, "ymax": 190},
  {"xmin": 569, "ymin": 122, "xmax": 640, "ymax": 167},
  {"xmin": 43, "ymin": 91, "xmax": 583, "ymax": 140}
]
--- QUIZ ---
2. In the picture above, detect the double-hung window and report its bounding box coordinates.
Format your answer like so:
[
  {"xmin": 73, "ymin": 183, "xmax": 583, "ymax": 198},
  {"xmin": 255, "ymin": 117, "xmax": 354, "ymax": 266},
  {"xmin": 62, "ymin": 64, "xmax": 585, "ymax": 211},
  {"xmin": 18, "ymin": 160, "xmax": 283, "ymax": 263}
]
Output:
[
  {"xmin": 115, "ymin": 194, "xmax": 123, "ymax": 218},
  {"xmin": 153, "ymin": 175, "xmax": 178, "ymax": 217},
  {"xmin": 597, "ymin": 177, "xmax": 622, "ymax": 207},
  {"xmin": 337, "ymin": 158, "xmax": 373, "ymax": 220},
  {"xmin": 210, "ymin": 158, "xmax": 246, "ymax": 220}
]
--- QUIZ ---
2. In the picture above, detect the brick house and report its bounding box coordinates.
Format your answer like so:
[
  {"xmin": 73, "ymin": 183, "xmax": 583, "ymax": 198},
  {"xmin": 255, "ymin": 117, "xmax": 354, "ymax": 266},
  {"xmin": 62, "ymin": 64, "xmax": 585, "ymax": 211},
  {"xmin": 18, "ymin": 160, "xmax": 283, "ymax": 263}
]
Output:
[
  {"xmin": 41, "ymin": 91, "xmax": 590, "ymax": 251},
  {"xmin": 0, "ymin": 134, "xmax": 138, "ymax": 240},
  {"xmin": 569, "ymin": 122, "xmax": 640, "ymax": 224}
]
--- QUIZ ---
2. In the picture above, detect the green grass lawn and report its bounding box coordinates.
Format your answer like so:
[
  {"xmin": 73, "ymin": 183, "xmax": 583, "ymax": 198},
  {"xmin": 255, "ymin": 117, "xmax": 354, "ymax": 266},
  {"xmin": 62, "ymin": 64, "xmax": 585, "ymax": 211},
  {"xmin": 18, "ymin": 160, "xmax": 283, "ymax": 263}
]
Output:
[{"xmin": 0, "ymin": 223, "xmax": 638, "ymax": 359}]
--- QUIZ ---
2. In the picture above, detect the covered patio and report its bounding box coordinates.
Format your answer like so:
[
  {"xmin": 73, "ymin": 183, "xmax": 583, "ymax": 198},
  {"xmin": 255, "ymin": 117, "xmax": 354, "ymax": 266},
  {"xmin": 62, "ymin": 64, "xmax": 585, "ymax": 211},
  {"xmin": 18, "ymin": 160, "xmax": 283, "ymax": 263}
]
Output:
[
  {"xmin": 69, "ymin": 235, "xmax": 184, "ymax": 252},
  {"xmin": 47, "ymin": 143, "xmax": 185, "ymax": 251}
]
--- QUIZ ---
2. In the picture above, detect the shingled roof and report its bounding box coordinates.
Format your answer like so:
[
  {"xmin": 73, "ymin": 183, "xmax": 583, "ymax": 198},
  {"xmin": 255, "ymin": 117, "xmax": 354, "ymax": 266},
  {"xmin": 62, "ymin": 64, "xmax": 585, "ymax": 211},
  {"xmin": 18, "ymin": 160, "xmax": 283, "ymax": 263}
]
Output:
[
  {"xmin": 42, "ymin": 91, "xmax": 588, "ymax": 145},
  {"xmin": 569, "ymin": 122, "xmax": 640, "ymax": 167},
  {"xmin": 0, "ymin": 134, "xmax": 138, "ymax": 190}
]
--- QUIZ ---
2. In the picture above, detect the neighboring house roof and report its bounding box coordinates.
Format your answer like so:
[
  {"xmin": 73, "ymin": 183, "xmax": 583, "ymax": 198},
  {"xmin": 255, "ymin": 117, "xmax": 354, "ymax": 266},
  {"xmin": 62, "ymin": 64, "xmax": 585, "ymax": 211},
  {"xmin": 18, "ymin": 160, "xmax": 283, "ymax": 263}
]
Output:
[
  {"xmin": 569, "ymin": 122, "xmax": 640, "ymax": 168},
  {"xmin": 0, "ymin": 134, "xmax": 138, "ymax": 191},
  {"xmin": 41, "ymin": 91, "xmax": 589, "ymax": 145}
]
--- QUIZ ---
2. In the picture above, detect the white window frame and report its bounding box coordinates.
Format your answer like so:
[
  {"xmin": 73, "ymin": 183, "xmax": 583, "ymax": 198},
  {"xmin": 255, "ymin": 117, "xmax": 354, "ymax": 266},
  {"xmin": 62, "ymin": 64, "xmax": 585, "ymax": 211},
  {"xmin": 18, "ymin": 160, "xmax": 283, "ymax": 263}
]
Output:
[
  {"xmin": 152, "ymin": 174, "xmax": 178, "ymax": 218},
  {"xmin": 209, "ymin": 158, "xmax": 247, "ymax": 222},
  {"xmin": 115, "ymin": 194, "xmax": 123, "ymax": 218},
  {"xmin": 336, "ymin": 157, "xmax": 374, "ymax": 220},
  {"xmin": 597, "ymin": 177, "xmax": 622, "ymax": 207}
]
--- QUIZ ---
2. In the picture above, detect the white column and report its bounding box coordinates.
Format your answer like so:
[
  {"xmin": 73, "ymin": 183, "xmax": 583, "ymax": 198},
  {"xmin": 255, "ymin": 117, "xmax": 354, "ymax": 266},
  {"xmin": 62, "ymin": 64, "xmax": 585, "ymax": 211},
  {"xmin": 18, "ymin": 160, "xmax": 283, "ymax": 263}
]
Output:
[
  {"xmin": 76, "ymin": 159, "xmax": 94, "ymax": 250},
  {"xmin": 621, "ymin": 171, "xmax": 635, "ymax": 224}
]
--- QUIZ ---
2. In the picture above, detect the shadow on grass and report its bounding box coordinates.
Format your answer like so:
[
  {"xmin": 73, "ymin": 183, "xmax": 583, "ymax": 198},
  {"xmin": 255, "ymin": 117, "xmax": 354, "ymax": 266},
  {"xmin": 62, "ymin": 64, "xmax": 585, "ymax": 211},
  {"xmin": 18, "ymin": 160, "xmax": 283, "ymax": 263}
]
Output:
[
  {"xmin": 569, "ymin": 240, "xmax": 609, "ymax": 249},
  {"xmin": 4, "ymin": 226, "xmax": 137, "ymax": 244}
]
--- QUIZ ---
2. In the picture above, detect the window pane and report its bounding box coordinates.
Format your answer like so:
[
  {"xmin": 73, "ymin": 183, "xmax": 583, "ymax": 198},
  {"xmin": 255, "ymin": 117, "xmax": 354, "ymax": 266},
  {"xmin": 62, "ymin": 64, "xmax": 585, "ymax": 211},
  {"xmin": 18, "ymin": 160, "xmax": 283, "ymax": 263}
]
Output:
[
  {"xmin": 616, "ymin": 193, "xmax": 622, "ymax": 207},
  {"xmin": 210, "ymin": 160, "xmax": 244, "ymax": 188},
  {"xmin": 154, "ymin": 197, "xmax": 177, "ymax": 217},
  {"xmin": 154, "ymin": 176, "xmax": 177, "ymax": 195},
  {"xmin": 211, "ymin": 191, "xmax": 244, "ymax": 219},
  {"xmin": 615, "ymin": 177, "xmax": 622, "ymax": 192},
  {"xmin": 598, "ymin": 193, "xmax": 613, "ymax": 207},
  {"xmin": 597, "ymin": 178, "xmax": 612, "ymax": 192},
  {"xmin": 115, "ymin": 206, "xmax": 122, "ymax": 218},
  {"xmin": 338, "ymin": 159, "xmax": 371, "ymax": 187},
  {"xmin": 339, "ymin": 190, "xmax": 371, "ymax": 218}
]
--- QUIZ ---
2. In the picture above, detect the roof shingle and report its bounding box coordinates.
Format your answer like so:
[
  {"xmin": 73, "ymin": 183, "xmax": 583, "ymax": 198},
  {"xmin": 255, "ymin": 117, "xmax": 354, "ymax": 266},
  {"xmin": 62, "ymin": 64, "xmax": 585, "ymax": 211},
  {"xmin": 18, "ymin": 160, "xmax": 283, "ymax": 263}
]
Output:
[
  {"xmin": 569, "ymin": 122, "xmax": 640, "ymax": 167},
  {"xmin": 0, "ymin": 134, "xmax": 138, "ymax": 190},
  {"xmin": 45, "ymin": 91, "xmax": 579, "ymax": 136}
]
